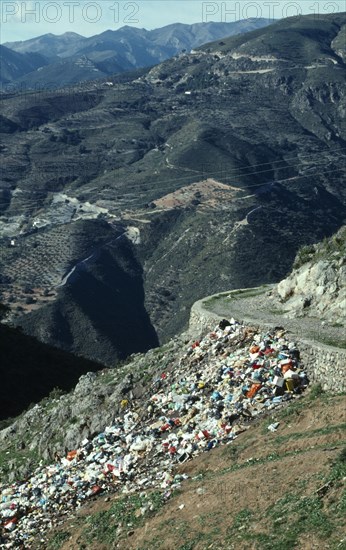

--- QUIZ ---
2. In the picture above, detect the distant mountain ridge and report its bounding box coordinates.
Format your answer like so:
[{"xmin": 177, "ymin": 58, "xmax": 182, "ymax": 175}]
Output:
[
  {"xmin": 0, "ymin": 12, "xmax": 345, "ymax": 366},
  {"xmin": 1, "ymin": 19, "xmax": 271, "ymax": 89},
  {"xmin": 4, "ymin": 31, "xmax": 84, "ymax": 57},
  {"xmin": 0, "ymin": 44, "xmax": 50, "ymax": 85}
]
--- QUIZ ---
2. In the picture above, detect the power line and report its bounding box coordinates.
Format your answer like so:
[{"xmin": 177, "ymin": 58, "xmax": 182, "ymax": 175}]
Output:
[
  {"xmin": 2, "ymin": 140, "xmax": 346, "ymax": 193},
  {"xmin": 0, "ymin": 164, "xmax": 343, "ymax": 219},
  {"xmin": 0, "ymin": 151, "xmax": 344, "ymax": 214},
  {"xmin": 1, "ymin": 145, "xmax": 345, "ymax": 206},
  {"xmin": 125, "ymin": 166, "xmax": 346, "ymax": 209}
]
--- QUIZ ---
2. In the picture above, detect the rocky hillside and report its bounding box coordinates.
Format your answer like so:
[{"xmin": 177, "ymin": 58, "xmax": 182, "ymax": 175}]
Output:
[
  {"xmin": 0, "ymin": 312, "xmax": 345, "ymax": 549},
  {"xmin": 0, "ymin": 227, "xmax": 345, "ymax": 547},
  {"xmin": 277, "ymin": 225, "xmax": 346, "ymax": 322},
  {"xmin": 0, "ymin": 318, "xmax": 312, "ymax": 545},
  {"xmin": 0, "ymin": 45, "xmax": 50, "ymax": 85},
  {"xmin": 1, "ymin": 19, "xmax": 271, "ymax": 90},
  {"xmin": 51, "ymin": 393, "xmax": 346, "ymax": 550},
  {"xmin": 0, "ymin": 13, "xmax": 345, "ymax": 367}
]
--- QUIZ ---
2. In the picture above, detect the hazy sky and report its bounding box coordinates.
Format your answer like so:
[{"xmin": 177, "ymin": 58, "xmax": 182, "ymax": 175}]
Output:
[{"xmin": 1, "ymin": 0, "xmax": 345, "ymax": 43}]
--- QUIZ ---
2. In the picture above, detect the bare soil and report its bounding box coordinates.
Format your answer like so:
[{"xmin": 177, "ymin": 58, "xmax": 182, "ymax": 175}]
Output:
[
  {"xmin": 202, "ymin": 288, "xmax": 346, "ymax": 349},
  {"xmin": 48, "ymin": 392, "xmax": 346, "ymax": 550}
]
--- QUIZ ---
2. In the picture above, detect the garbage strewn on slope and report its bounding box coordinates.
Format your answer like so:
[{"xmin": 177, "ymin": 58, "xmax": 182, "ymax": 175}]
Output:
[{"xmin": 0, "ymin": 319, "xmax": 308, "ymax": 548}]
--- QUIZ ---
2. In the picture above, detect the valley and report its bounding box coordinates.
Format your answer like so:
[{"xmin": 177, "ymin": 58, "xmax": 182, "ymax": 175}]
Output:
[
  {"xmin": 0, "ymin": 12, "xmax": 345, "ymax": 365},
  {"xmin": 0, "ymin": 13, "xmax": 345, "ymax": 549}
]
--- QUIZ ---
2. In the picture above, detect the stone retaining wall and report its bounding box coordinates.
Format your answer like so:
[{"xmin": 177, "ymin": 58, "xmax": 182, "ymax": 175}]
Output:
[
  {"xmin": 189, "ymin": 295, "xmax": 346, "ymax": 393},
  {"xmin": 189, "ymin": 300, "xmax": 224, "ymax": 337},
  {"xmin": 296, "ymin": 341, "xmax": 346, "ymax": 392}
]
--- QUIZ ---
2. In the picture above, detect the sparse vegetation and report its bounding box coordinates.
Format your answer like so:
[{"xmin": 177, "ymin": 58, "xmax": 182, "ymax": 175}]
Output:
[
  {"xmin": 79, "ymin": 492, "xmax": 165, "ymax": 546},
  {"xmin": 29, "ymin": 387, "xmax": 345, "ymax": 550},
  {"xmin": 294, "ymin": 226, "xmax": 346, "ymax": 269},
  {"xmin": 47, "ymin": 531, "xmax": 71, "ymax": 549},
  {"xmin": 2, "ymin": 13, "xmax": 346, "ymax": 549},
  {"xmin": 309, "ymin": 382, "xmax": 324, "ymax": 399},
  {"xmin": 1, "ymin": 15, "xmax": 345, "ymax": 368},
  {"xmin": 294, "ymin": 243, "xmax": 316, "ymax": 269}
]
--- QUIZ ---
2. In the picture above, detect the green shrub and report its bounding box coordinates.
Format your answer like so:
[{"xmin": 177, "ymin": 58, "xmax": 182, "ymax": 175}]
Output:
[{"xmin": 309, "ymin": 383, "xmax": 324, "ymax": 399}]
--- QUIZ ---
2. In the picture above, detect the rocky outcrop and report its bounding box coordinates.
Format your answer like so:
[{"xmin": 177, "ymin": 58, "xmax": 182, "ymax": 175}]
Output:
[
  {"xmin": 0, "ymin": 338, "xmax": 183, "ymax": 482},
  {"xmin": 1, "ymin": 14, "xmax": 346, "ymax": 365},
  {"xmin": 188, "ymin": 228, "xmax": 346, "ymax": 394},
  {"xmin": 277, "ymin": 226, "xmax": 346, "ymax": 323}
]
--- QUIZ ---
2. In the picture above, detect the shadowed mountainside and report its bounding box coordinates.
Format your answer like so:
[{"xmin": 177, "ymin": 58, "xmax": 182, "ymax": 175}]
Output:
[
  {"xmin": 0, "ymin": 322, "xmax": 104, "ymax": 420},
  {"xmin": 0, "ymin": 12, "xmax": 345, "ymax": 363}
]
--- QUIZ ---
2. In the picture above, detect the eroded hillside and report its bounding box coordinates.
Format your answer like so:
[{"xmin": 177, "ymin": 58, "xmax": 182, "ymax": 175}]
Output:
[
  {"xmin": 277, "ymin": 225, "xmax": 346, "ymax": 322},
  {"xmin": 0, "ymin": 13, "xmax": 345, "ymax": 364}
]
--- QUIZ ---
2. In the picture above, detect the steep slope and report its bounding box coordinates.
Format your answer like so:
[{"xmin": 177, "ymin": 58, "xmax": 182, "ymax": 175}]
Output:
[
  {"xmin": 200, "ymin": 12, "xmax": 345, "ymax": 61},
  {"xmin": 0, "ymin": 45, "xmax": 50, "ymax": 85},
  {"xmin": 5, "ymin": 20, "xmax": 271, "ymax": 58},
  {"xmin": 277, "ymin": 225, "xmax": 346, "ymax": 322},
  {"xmin": 0, "ymin": 314, "xmax": 344, "ymax": 549},
  {"xmin": 194, "ymin": 226, "xmax": 346, "ymax": 351},
  {"xmin": 54, "ymin": 394, "xmax": 346, "ymax": 550},
  {"xmin": 0, "ymin": 13, "xmax": 345, "ymax": 362},
  {"xmin": 2, "ymin": 19, "xmax": 271, "ymax": 90},
  {"xmin": 0, "ymin": 320, "xmax": 103, "ymax": 421},
  {"xmin": 0, "ymin": 220, "xmax": 159, "ymax": 365},
  {"xmin": 3, "ymin": 32, "xmax": 84, "ymax": 57},
  {"xmin": 0, "ymin": 215, "xmax": 345, "ymax": 547},
  {"xmin": 15, "ymin": 239, "xmax": 160, "ymax": 365}
]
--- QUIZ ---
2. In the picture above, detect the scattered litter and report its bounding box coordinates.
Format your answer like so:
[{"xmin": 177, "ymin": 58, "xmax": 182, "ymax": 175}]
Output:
[
  {"xmin": 268, "ymin": 422, "xmax": 280, "ymax": 432},
  {"xmin": 0, "ymin": 320, "xmax": 308, "ymax": 548}
]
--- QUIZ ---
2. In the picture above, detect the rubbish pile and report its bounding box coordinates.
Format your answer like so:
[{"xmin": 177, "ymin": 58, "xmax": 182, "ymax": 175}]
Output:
[{"xmin": 0, "ymin": 319, "xmax": 308, "ymax": 548}]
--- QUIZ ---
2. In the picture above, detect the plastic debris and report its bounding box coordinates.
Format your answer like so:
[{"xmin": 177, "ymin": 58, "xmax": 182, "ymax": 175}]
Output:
[
  {"xmin": 0, "ymin": 320, "xmax": 308, "ymax": 548},
  {"xmin": 267, "ymin": 422, "xmax": 280, "ymax": 432}
]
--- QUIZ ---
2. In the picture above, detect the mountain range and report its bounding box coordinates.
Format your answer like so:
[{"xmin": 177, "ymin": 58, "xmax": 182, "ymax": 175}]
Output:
[
  {"xmin": 1, "ymin": 19, "xmax": 271, "ymax": 90},
  {"xmin": 0, "ymin": 12, "xmax": 345, "ymax": 370}
]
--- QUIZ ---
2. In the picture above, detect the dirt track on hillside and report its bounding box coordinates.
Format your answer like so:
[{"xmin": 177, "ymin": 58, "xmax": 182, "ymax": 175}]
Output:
[{"xmin": 200, "ymin": 286, "xmax": 346, "ymax": 349}]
